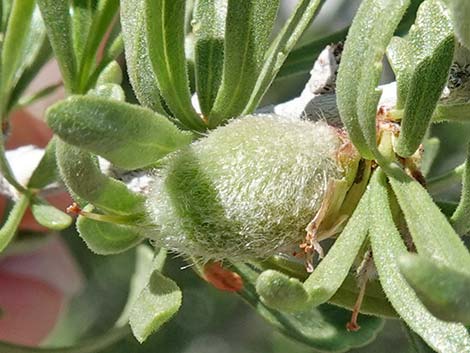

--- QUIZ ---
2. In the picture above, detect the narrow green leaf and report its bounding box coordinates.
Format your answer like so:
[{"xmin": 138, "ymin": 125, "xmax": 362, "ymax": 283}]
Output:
[
  {"xmin": 303, "ymin": 189, "xmax": 370, "ymax": 306},
  {"xmin": 7, "ymin": 32, "xmax": 52, "ymax": 112},
  {"xmin": 0, "ymin": 0, "xmax": 36, "ymax": 116},
  {"xmin": 451, "ymin": 144, "xmax": 470, "ymax": 235},
  {"xmin": 433, "ymin": 100, "xmax": 470, "ymax": 123},
  {"xmin": 71, "ymin": 0, "xmax": 94, "ymax": 63},
  {"xmin": 234, "ymin": 263, "xmax": 384, "ymax": 352},
  {"xmin": 193, "ymin": 0, "xmax": 226, "ymax": 116},
  {"xmin": 38, "ymin": 0, "xmax": 77, "ymax": 92},
  {"xmin": 78, "ymin": 0, "xmax": 119, "ymax": 92},
  {"xmin": 390, "ymin": 0, "xmax": 455, "ymax": 157},
  {"xmin": 337, "ymin": 0, "xmax": 410, "ymax": 159},
  {"xmin": 208, "ymin": 0, "xmax": 279, "ymax": 127},
  {"xmin": 121, "ymin": 0, "xmax": 165, "ymax": 115},
  {"xmin": 0, "ymin": 194, "xmax": 29, "ymax": 252},
  {"xmin": 369, "ymin": 168, "xmax": 470, "ymax": 353},
  {"xmin": 244, "ymin": 0, "xmax": 325, "ymax": 113},
  {"xmin": 77, "ymin": 205, "xmax": 143, "ymax": 255},
  {"xmin": 56, "ymin": 140, "xmax": 146, "ymax": 216},
  {"xmin": 443, "ymin": 0, "xmax": 470, "ymax": 49},
  {"xmin": 47, "ymin": 96, "xmax": 194, "ymax": 170},
  {"xmin": 144, "ymin": 0, "xmax": 206, "ymax": 131},
  {"xmin": 389, "ymin": 171, "xmax": 470, "ymax": 271},
  {"xmin": 129, "ymin": 269, "xmax": 182, "ymax": 343},
  {"xmin": 28, "ymin": 137, "xmax": 58, "ymax": 189},
  {"xmin": 15, "ymin": 82, "xmax": 62, "ymax": 110},
  {"xmin": 30, "ymin": 197, "xmax": 72, "ymax": 230},
  {"xmin": 399, "ymin": 253, "xmax": 470, "ymax": 325}
]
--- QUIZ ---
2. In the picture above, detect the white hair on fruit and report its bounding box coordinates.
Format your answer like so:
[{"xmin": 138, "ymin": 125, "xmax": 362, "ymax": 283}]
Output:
[{"xmin": 146, "ymin": 114, "xmax": 344, "ymax": 262}]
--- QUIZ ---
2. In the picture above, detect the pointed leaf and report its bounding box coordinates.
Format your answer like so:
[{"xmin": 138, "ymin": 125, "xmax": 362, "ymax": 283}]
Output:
[
  {"xmin": 451, "ymin": 143, "xmax": 470, "ymax": 235},
  {"xmin": 337, "ymin": 0, "xmax": 410, "ymax": 159},
  {"xmin": 244, "ymin": 0, "xmax": 324, "ymax": 113},
  {"xmin": 77, "ymin": 0, "xmax": 119, "ymax": 91},
  {"xmin": 234, "ymin": 263, "xmax": 384, "ymax": 352},
  {"xmin": 208, "ymin": 0, "xmax": 280, "ymax": 127},
  {"xmin": 369, "ymin": 168, "xmax": 470, "ymax": 353},
  {"xmin": 31, "ymin": 197, "xmax": 72, "ymax": 230},
  {"xmin": 47, "ymin": 96, "xmax": 194, "ymax": 170},
  {"xmin": 389, "ymin": 171, "xmax": 470, "ymax": 271},
  {"xmin": 129, "ymin": 269, "xmax": 182, "ymax": 343},
  {"xmin": 193, "ymin": 0, "xmax": 226, "ymax": 116},
  {"xmin": 391, "ymin": 0, "xmax": 455, "ymax": 157},
  {"xmin": 77, "ymin": 205, "xmax": 143, "ymax": 255},
  {"xmin": 0, "ymin": 0, "xmax": 36, "ymax": 115},
  {"xmin": 144, "ymin": 0, "xmax": 206, "ymax": 131},
  {"xmin": 303, "ymin": 189, "xmax": 370, "ymax": 306},
  {"xmin": 121, "ymin": 0, "xmax": 165, "ymax": 114},
  {"xmin": 0, "ymin": 194, "xmax": 29, "ymax": 253},
  {"xmin": 56, "ymin": 140, "xmax": 146, "ymax": 216},
  {"xmin": 399, "ymin": 253, "xmax": 470, "ymax": 325},
  {"xmin": 38, "ymin": 0, "xmax": 77, "ymax": 92}
]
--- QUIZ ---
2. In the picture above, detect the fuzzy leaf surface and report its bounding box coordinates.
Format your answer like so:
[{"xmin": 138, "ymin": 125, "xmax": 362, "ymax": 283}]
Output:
[
  {"xmin": 47, "ymin": 96, "xmax": 193, "ymax": 170},
  {"xmin": 121, "ymin": 0, "xmax": 165, "ymax": 114},
  {"xmin": 144, "ymin": 0, "xmax": 206, "ymax": 131},
  {"xmin": 38, "ymin": 0, "xmax": 77, "ymax": 91},
  {"xmin": 388, "ymin": 0, "xmax": 454, "ymax": 157},
  {"xmin": 399, "ymin": 253, "xmax": 470, "ymax": 325},
  {"xmin": 193, "ymin": 0, "xmax": 226, "ymax": 116},
  {"xmin": 77, "ymin": 205, "xmax": 143, "ymax": 255},
  {"xmin": 129, "ymin": 269, "xmax": 182, "ymax": 343},
  {"xmin": 234, "ymin": 263, "xmax": 383, "ymax": 352},
  {"xmin": 369, "ymin": 169, "xmax": 470, "ymax": 353},
  {"xmin": 208, "ymin": 0, "xmax": 279, "ymax": 127},
  {"xmin": 389, "ymin": 172, "xmax": 470, "ymax": 271},
  {"xmin": 336, "ymin": 0, "xmax": 410, "ymax": 159},
  {"xmin": 56, "ymin": 140, "xmax": 145, "ymax": 216}
]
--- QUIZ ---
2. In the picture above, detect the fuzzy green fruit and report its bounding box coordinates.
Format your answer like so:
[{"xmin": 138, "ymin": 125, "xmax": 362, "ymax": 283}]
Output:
[{"xmin": 147, "ymin": 114, "xmax": 355, "ymax": 262}]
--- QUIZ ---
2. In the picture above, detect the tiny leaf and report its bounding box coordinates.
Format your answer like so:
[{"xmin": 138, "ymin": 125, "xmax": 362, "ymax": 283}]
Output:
[
  {"xmin": 208, "ymin": 0, "xmax": 280, "ymax": 127},
  {"xmin": 47, "ymin": 96, "xmax": 194, "ymax": 170},
  {"xmin": 144, "ymin": 0, "xmax": 206, "ymax": 131},
  {"xmin": 30, "ymin": 197, "xmax": 72, "ymax": 230},
  {"xmin": 56, "ymin": 140, "xmax": 146, "ymax": 216},
  {"xmin": 337, "ymin": 0, "xmax": 410, "ymax": 159},
  {"xmin": 369, "ymin": 169, "xmax": 470, "ymax": 353},
  {"xmin": 77, "ymin": 205, "xmax": 143, "ymax": 255},
  {"xmin": 129, "ymin": 269, "xmax": 182, "ymax": 343},
  {"xmin": 399, "ymin": 253, "xmax": 470, "ymax": 325}
]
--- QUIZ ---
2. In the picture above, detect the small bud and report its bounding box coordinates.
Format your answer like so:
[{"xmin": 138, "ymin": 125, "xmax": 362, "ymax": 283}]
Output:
[{"xmin": 146, "ymin": 114, "xmax": 360, "ymax": 262}]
